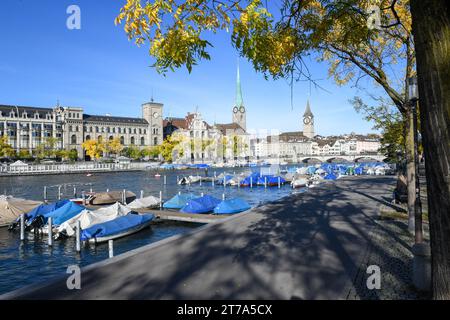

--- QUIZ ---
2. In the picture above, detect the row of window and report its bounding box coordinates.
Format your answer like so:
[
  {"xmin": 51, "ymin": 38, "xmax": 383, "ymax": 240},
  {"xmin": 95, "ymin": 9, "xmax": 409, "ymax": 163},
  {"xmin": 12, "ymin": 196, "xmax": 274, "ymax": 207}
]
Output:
[
  {"xmin": 1, "ymin": 111, "xmax": 53, "ymax": 120},
  {"xmin": 81, "ymin": 135, "xmax": 158, "ymax": 146},
  {"xmin": 82, "ymin": 126, "xmax": 154, "ymax": 135}
]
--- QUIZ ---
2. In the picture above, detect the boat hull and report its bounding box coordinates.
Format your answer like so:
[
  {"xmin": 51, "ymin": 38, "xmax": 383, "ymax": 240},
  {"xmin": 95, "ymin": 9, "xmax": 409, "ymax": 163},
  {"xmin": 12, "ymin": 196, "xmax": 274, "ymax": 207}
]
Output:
[{"xmin": 88, "ymin": 219, "xmax": 153, "ymax": 244}]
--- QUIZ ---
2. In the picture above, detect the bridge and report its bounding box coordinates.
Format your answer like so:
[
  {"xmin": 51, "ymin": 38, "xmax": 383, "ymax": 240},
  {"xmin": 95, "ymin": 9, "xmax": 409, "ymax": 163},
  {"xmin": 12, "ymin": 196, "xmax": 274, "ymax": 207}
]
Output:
[{"xmin": 264, "ymin": 154, "xmax": 387, "ymax": 164}]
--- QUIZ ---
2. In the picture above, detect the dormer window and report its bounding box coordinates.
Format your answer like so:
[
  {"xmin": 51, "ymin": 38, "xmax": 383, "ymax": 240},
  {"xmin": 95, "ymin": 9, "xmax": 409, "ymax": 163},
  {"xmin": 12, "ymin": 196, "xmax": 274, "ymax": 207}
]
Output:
[
  {"xmin": 34, "ymin": 113, "xmax": 39, "ymax": 119},
  {"xmin": 22, "ymin": 112, "xmax": 27, "ymax": 119},
  {"xmin": 10, "ymin": 111, "xmax": 15, "ymax": 118}
]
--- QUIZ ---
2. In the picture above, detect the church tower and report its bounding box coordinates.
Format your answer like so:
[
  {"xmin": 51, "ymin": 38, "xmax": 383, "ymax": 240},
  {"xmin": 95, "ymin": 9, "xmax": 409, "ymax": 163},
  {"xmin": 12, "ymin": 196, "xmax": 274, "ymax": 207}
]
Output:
[
  {"xmin": 303, "ymin": 99, "xmax": 315, "ymax": 139},
  {"xmin": 232, "ymin": 64, "xmax": 246, "ymax": 131}
]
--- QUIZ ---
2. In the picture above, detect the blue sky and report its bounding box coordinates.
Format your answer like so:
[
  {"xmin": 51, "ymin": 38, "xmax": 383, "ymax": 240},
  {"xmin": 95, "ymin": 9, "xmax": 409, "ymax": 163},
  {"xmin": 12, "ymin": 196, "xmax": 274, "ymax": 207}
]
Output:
[{"xmin": 0, "ymin": 0, "xmax": 382, "ymax": 136}]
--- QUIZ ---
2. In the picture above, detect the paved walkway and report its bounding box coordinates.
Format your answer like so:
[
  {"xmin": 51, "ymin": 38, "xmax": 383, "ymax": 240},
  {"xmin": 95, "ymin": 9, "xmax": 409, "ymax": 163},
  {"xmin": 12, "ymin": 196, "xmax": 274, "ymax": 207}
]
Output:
[{"xmin": 3, "ymin": 176, "xmax": 420, "ymax": 299}]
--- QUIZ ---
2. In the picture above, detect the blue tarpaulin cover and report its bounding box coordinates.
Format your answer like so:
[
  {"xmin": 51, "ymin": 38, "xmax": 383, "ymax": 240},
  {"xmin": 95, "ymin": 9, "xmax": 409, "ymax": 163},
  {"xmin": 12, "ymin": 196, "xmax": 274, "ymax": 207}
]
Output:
[
  {"xmin": 213, "ymin": 198, "xmax": 251, "ymax": 215},
  {"xmin": 181, "ymin": 195, "xmax": 222, "ymax": 214},
  {"xmin": 324, "ymin": 173, "xmax": 337, "ymax": 180},
  {"xmin": 257, "ymin": 175, "xmax": 286, "ymax": 185},
  {"xmin": 45, "ymin": 201, "xmax": 85, "ymax": 225},
  {"xmin": 81, "ymin": 213, "xmax": 154, "ymax": 241},
  {"xmin": 26, "ymin": 199, "xmax": 70, "ymax": 223},
  {"xmin": 163, "ymin": 193, "xmax": 197, "ymax": 209},
  {"xmin": 355, "ymin": 167, "xmax": 364, "ymax": 175}
]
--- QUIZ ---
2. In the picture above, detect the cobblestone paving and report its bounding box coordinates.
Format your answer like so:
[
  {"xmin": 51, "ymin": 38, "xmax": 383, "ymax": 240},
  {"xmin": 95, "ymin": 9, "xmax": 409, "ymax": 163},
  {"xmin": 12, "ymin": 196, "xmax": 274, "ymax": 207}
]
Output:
[{"xmin": 346, "ymin": 217, "xmax": 430, "ymax": 300}]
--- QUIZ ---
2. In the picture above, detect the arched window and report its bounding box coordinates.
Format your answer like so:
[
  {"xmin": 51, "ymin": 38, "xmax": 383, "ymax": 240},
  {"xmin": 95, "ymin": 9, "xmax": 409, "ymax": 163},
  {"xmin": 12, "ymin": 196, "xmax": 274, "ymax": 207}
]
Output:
[
  {"xmin": 130, "ymin": 137, "xmax": 135, "ymax": 145},
  {"xmin": 71, "ymin": 135, "xmax": 77, "ymax": 144},
  {"xmin": 140, "ymin": 137, "xmax": 145, "ymax": 146},
  {"xmin": 109, "ymin": 136, "xmax": 114, "ymax": 141},
  {"xmin": 154, "ymin": 137, "xmax": 158, "ymax": 145},
  {"xmin": 86, "ymin": 135, "xmax": 91, "ymax": 141},
  {"xmin": 139, "ymin": 128, "xmax": 142, "ymax": 134},
  {"xmin": 98, "ymin": 136, "xmax": 103, "ymax": 143},
  {"xmin": 96, "ymin": 126, "xmax": 99, "ymax": 133},
  {"xmin": 120, "ymin": 136, "xmax": 125, "ymax": 145},
  {"xmin": 69, "ymin": 125, "xmax": 73, "ymax": 131}
]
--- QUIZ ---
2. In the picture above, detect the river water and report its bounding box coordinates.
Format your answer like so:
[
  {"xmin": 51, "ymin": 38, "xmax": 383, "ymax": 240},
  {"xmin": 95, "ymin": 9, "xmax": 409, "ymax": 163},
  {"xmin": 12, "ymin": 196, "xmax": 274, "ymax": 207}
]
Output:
[{"xmin": 0, "ymin": 166, "xmax": 300, "ymax": 295}]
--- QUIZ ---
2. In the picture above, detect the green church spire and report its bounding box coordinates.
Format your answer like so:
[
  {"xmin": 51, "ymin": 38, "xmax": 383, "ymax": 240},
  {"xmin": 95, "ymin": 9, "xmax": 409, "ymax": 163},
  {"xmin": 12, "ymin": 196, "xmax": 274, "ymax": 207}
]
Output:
[{"xmin": 236, "ymin": 63, "xmax": 244, "ymax": 107}]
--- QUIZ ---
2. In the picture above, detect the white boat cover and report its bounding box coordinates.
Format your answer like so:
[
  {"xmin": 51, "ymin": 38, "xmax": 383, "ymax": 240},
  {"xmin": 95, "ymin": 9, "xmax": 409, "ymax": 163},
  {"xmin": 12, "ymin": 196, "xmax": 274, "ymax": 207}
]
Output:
[
  {"xmin": 57, "ymin": 202, "xmax": 131, "ymax": 236},
  {"xmin": 127, "ymin": 195, "xmax": 160, "ymax": 209},
  {"xmin": 0, "ymin": 195, "xmax": 42, "ymax": 227}
]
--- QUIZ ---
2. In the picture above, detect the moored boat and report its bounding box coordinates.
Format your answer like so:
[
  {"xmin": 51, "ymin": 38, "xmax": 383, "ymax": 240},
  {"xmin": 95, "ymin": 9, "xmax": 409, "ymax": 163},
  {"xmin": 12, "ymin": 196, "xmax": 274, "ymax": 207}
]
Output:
[
  {"xmin": 1, "ymin": 196, "xmax": 42, "ymax": 228},
  {"xmin": 181, "ymin": 195, "xmax": 221, "ymax": 214},
  {"xmin": 213, "ymin": 198, "xmax": 251, "ymax": 215},
  {"xmin": 81, "ymin": 213, "xmax": 155, "ymax": 243}
]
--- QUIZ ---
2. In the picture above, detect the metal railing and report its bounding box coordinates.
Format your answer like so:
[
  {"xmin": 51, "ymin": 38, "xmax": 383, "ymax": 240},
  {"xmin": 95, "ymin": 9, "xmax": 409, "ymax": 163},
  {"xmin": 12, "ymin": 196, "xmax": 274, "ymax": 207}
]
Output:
[{"xmin": 0, "ymin": 162, "xmax": 151, "ymax": 175}]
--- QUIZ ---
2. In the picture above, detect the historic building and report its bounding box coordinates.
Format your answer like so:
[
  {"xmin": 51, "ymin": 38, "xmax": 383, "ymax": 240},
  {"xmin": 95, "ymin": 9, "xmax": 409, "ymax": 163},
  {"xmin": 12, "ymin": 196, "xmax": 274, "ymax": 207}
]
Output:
[
  {"xmin": 0, "ymin": 101, "xmax": 163, "ymax": 159},
  {"xmin": 163, "ymin": 65, "xmax": 248, "ymax": 163},
  {"xmin": 250, "ymin": 100, "xmax": 381, "ymax": 161}
]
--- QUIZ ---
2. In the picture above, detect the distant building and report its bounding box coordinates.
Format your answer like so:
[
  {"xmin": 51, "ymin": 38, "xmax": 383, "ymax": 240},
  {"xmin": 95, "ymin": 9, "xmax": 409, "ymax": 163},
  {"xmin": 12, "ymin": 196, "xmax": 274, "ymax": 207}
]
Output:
[
  {"xmin": 0, "ymin": 100, "xmax": 164, "ymax": 159},
  {"xmin": 163, "ymin": 65, "xmax": 249, "ymax": 163},
  {"xmin": 249, "ymin": 100, "xmax": 381, "ymax": 161}
]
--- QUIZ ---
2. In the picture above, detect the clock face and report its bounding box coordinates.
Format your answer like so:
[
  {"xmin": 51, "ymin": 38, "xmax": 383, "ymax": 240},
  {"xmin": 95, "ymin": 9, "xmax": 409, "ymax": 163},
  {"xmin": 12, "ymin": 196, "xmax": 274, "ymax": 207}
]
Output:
[
  {"xmin": 233, "ymin": 107, "xmax": 239, "ymax": 114},
  {"xmin": 303, "ymin": 117, "xmax": 311, "ymax": 125},
  {"xmin": 153, "ymin": 112, "xmax": 159, "ymax": 119},
  {"xmin": 239, "ymin": 106, "xmax": 245, "ymax": 113}
]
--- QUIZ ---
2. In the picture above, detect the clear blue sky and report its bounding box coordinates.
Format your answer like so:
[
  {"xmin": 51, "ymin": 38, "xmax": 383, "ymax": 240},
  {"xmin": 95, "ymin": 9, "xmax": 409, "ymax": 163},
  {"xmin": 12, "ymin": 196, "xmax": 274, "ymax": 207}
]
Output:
[{"xmin": 0, "ymin": 0, "xmax": 382, "ymax": 136}]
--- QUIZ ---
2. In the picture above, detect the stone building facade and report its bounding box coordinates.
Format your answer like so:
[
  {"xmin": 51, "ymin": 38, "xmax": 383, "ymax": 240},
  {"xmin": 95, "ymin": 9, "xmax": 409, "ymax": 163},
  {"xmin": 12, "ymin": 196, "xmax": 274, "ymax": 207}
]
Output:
[{"xmin": 0, "ymin": 101, "xmax": 163, "ymax": 159}]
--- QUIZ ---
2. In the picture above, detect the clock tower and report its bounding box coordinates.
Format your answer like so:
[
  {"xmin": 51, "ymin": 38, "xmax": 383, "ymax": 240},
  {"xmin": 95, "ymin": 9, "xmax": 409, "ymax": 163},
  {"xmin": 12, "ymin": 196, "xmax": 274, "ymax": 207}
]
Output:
[
  {"xmin": 303, "ymin": 99, "xmax": 314, "ymax": 139},
  {"xmin": 232, "ymin": 64, "xmax": 247, "ymax": 131}
]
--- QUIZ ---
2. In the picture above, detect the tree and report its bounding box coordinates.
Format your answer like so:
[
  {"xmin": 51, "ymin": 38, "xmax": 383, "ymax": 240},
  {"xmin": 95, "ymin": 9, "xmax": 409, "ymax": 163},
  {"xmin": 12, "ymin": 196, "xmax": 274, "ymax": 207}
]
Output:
[
  {"xmin": 125, "ymin": 145, "xmax": 142, "ymax": 160},
  {"xmin": 35, "ymin": 137, "xmax": 61, "ymax": 159},
  {"xmin": 116, "ymin": 0, "xmax": 449, "ymax": 297},
  {"xmin": 116, "ymin": 0, "xmax": 419, "ymax": 231},
  {"xmin": 82, "ymin": 139, "xmax": 105, "ymax": 160},
  {"xmin": 142, "ymin": 146, "xmax": 161, "ymax": 159},
  {"xmin": 18, "ymin": 149, "xmax": 32, "ymax": 160},
  {"xmin": 410, "ymin": 0, "xmax": 450, "ymax": 299},
  {"xmin": 0, "ymin": 136, "xmax": 15, "ymax": 158},
  {"xmin": 107, "ymin": 137, "xmax": 124, "ymax": 157},
  {"xmin": 159, "ymin": 133, "xmax": 185, "ymax": 162}
]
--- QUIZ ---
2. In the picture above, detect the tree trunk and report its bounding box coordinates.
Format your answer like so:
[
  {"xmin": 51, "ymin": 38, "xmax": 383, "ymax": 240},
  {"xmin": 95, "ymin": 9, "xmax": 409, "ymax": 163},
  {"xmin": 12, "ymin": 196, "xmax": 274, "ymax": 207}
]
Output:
[
  {"xmin": 410, "ymin": 0, "xmax": 450, "ymax": 300},
  {"xmin": 405, "ymin": 107, "xmax": 417, "ymax": 233}
]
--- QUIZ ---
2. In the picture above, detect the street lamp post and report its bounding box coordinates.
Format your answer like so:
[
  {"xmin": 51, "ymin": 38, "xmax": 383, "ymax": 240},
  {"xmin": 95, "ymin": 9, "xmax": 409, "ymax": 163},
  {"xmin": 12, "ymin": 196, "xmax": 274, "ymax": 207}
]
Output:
[
  {"xmin": 408, "ymin": 76, "xmax": 430, "ymax": 292},
  {"xmin": 408, "ymin": 76, "xmax": 423, "ymax": 244}
]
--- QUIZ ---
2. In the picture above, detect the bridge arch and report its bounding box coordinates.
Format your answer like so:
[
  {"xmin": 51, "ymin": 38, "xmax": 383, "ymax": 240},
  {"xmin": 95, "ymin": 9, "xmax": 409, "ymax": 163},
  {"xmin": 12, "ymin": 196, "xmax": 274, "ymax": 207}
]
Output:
[
  {"xmin": 325, "ymin": 157, "xmax": 352, "ymax": 163},
  {"xmin": 301, "ymin": 157, "xmax": 322, "ymax": 164}
]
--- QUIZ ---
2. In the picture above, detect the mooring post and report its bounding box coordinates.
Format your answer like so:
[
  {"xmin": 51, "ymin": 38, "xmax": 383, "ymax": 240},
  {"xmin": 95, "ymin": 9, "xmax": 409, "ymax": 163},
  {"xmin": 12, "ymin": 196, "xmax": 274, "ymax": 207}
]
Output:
[
  {"xmin": 250, "ymin": 176, "xmax": 253, "ymax": 188},
  {"xmin": 90, "ymin": 187, "xmax": 93, "ymax": 193},
  {"xmin": 108, "ymin": 240, "xmax": 114, "ymax": 258},
  {"xmin": 159, "ymin": 191, "xmax": 163, "ymax": 209},
  {"xmin": 164, "ymin": 175, "xmax": 167, "ymax": 185},
  {"xmin": 106, "ymin": 188, "xmax": 109, "ymax": 193},
  {"xmin": 201, "ymin": 192, "xmax": 204, "ymax": 197},
  {"xmin": 199, "ymin": 178, "xmax": 202, "ymax": 186},
  {"xmin": 82, "ymin": 191, "xmax": 86, "ymax": 205},
  {"xmin": 140, "ymin": 190, "xmax": 144, "ymax": 199},
  {"xmin": 222, "ymin": 193, "xmax": 225, "ymax": 201},
  {"xmin": 20, "ymin": 214, "xmax": 25, "ymax": 241},
  {"xmin": 176, "ymin": 175, "xmax": 179, "ymax": 184},
  {"xmin": 278, "ymin": 176, "xmax": 281, "ymax": 189},
  {"xmin": 212, "ymin": 177, "xmax": 214, "ymax": 187},
  {"xmin": 178, "ymin": 191, "xmax": 181, "ymax": 196},
  {"xmin": 265, "ymin": 176, "xmax": 267, "ymax": 189},
  {"xmin": 58, "ymin": 185, "xmax": 61, "ymax": 200},
  {"xmin": 122, "ymin": 189, "xmax": 126, "ymax": 204},
  {"xmin": 76, "ymin": 220, "xmax": 81, "ymax": 253},
  {"xmin": 48, "ymin": 217, "xmax": 53, "ymax": 247},
  {"xmin": 43, "ymin": 186, "xmax": 47, "ymax": 202},
  {"xmin": 73, "ymin": 186, "xmax": 77, "ymax": 198},
  {"xmin": 223, "ymin": 176, "xmax": 226, "ymax": 188}
]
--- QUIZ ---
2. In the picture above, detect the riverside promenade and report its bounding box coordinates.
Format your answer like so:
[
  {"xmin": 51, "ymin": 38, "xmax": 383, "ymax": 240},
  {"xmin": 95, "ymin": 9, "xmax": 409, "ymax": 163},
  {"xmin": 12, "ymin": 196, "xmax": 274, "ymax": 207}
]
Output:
[{"xmin": 2, "ymin": 176, "xmax": 421, "ymax": 299}]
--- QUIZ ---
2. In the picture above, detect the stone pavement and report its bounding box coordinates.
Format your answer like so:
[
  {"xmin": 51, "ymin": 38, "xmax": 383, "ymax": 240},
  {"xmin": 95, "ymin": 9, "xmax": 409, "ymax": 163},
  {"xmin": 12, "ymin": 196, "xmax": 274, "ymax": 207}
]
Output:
[{"xmin": 1, "ymin": 176, "xmax": 423, "ymax": 300}]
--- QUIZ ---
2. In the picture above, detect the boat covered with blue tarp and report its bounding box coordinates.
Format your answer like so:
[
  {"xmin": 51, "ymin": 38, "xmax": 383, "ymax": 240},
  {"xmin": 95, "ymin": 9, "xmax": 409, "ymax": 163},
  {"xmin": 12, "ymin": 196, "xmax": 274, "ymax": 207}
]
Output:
[
  {"xmin": 181, "ymin": 195, "xmax": 222, "ymax": 214},
  {"xmin": 163, "ymin": 193, "xmax": 197, "ymax": 209},
  {"xmin": 81, "ymin": 213, "xmax": 155, "ymax": 243},
  {"xmin": 25, "ymin": 199, "xmax": 70, "ymax": 224},
  {"xmin": 257, "ymin": 175, "xmax": 286, "ymax": 186},
  {"xmin": 213, "ymin": 198, "xmax": 251, "ymax": 215},
  {"xmin": 45, "ymin": 201, "xmax": 85, "ymax": 225},
  {"xmin": 324, "ymin": 173, "xmax": 337, "ymax": 180}
]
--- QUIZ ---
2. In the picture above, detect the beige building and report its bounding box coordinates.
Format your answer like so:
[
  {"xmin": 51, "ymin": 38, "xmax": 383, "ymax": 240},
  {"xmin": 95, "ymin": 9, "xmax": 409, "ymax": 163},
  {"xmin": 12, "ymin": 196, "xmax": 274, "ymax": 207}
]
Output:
[{"xmin": 0, "ymin": 101, "xmax": 163, "ymax": 159}]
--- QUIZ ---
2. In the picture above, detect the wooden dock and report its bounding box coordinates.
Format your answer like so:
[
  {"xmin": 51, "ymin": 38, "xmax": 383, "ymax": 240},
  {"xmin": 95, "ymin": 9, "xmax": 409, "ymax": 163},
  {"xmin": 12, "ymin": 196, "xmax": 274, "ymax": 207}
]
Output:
[{"xmin": 86, "ymin": 205, "xmax": 234, "ymax": 224}]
